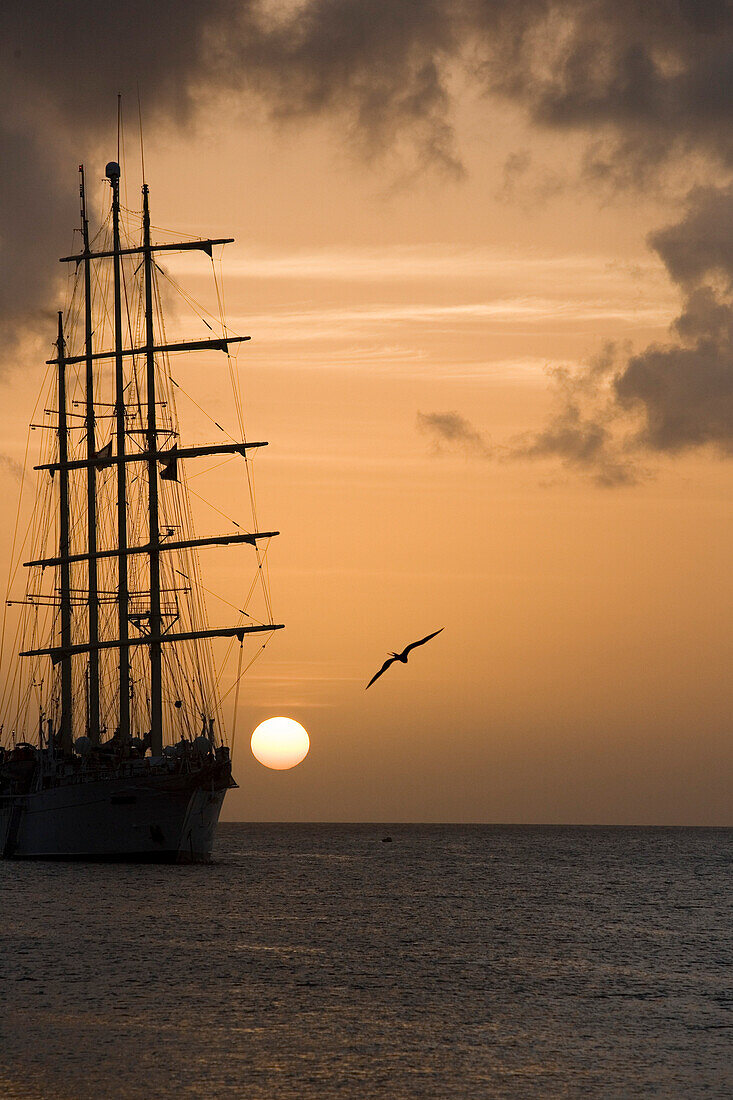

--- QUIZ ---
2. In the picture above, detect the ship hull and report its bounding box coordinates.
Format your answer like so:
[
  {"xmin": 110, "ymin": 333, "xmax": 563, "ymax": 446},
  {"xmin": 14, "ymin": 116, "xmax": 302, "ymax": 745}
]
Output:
[{"xmin": 0, "ymin": 765, "xmax": 231, "ymax": 863}]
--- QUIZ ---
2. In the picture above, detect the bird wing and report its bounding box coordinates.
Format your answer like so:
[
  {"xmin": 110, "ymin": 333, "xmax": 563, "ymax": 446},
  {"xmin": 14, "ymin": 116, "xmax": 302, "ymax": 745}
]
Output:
[
  {"xmin": 366, "ymin": 655, "xmax": 397, "ymax": 690},
  {"xmin": 403, "ymin": 627, "xmax": 444, "ymax": 657}
]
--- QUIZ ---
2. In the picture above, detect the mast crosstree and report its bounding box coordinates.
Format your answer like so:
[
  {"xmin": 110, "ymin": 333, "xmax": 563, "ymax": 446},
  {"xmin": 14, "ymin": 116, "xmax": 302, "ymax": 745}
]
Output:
[{"xmin": 21, "ymin": 161, "xmax": 283, "ymax": 752}]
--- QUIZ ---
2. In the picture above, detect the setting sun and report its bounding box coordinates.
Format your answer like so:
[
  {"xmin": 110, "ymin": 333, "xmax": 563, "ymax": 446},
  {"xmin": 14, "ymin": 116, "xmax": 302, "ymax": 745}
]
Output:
[{"xmin": 251, "ymin": 718, "xmax": 310, "ymax": 770}]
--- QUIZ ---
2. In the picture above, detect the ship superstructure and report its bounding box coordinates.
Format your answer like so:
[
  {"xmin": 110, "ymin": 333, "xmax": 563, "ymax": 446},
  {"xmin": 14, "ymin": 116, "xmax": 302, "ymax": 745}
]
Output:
[{"xmin": 0, "ymin": 161, "xmax": 283, "ymax": 860}]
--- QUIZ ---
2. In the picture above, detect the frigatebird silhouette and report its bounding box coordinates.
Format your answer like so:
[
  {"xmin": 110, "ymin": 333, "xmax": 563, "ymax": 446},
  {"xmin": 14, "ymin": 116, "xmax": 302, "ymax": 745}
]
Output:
[{"xmin": 365, "ymin": 628, "xmax": 444, "ymax": 689}]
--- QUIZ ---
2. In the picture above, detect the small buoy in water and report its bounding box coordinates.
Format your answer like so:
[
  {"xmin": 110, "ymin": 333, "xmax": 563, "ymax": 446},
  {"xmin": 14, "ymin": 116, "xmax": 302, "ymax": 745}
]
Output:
[{"xmin": 382, "ymin": 836, "xmax": 392, "ymax": 843}]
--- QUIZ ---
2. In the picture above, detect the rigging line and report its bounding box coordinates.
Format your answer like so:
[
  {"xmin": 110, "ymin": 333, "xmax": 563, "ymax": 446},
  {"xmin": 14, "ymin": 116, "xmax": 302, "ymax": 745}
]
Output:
[
  {"xmin": 262, "ymin": 544, "xmax": 274, "ymax": 622},
  {"xmin": 7, "ymin": 525, "xmax": 54, "ymax": 733},
  {"xmin": 253, "ymin": 537, "xmax": 274, "ymax": 622},
  {"xmin": 211, "ymin": 255, "xmax": 247, "ymax": 443},
  {"xmin": 184, "ymin": 482, "xmax": 242, "ymax": 528},
  {"xmin": 0, "ymin": 425, "xmax": 34, "ymax": 684},
  {"xmin": 149, "ymin": 220, "xmax": 201, "ymax": 242},
  {"xmin": 155, "ymin": 265, "xmax": 229, "ymax": 335},
  {"xmin": 208, "ymin": 611, "xmax": 251, "ymax": 709},
  {"xmin": 161, "ymin": 652, "xmax": 190, "ymax": 740},
  {"xmin": 119, "ymin": 95, "xmax": 130, "ymax": 213},
  {"xmin": 238, "ymin": 413, "xmax": 270, "ymax": 622},
  {"xmin": 2, "ymin": 622, "xmax": 29, "ymax": 735},
  {"xmin": 186, "ymin": 457, "xmax": 237, "ymax": 482},
  {"xmin": 219, "ymin": 635, "xmax": 274, "ymax": 707},
  {"xmin": 243, "ymin": 454, "xmax": 260, "ymax": 532},
  {"xmin": 225, "ymin": 357, "xmax": 260, "ymax": 534},
  {"xmin": 228, "ymin": 355, "xmax": 246, "ymax": 442},
  {"xmin": 254, "ymin": 551, "xmax": 272, "ymax": 625},
  {"xmin": 172, "ymin": 568, "xmax": 254, "ymax": 621},
  {"xmin": 212, "ymin": 253, "xmax": 233, "ymax": 354},
  {"xmin": 210, "ymin": 539, "xmax": 274, "ymax": 696},
  {"xmin": 229, "ymin": 638, "xmax": 244, "ymax": 762},
  {"xmin": 137, "ymin": 85, "xmax": 146, "ymax": 186},
  {"xmin": 237, "ymin": 433, "xmax": 266, "ymax": 615},
  {"xmin": 211, "ymin": 631, "xmax": 242, "ymax": 703},
  {"xmin": 10, "ymin": 610, "xmax": 41, "ymax": 719},
  {"xmin": 0, "ymin": 364, "xmax": 55, "ymax": 686},
  {"xmin": 168, "ymin": 377, "xmax": 238, "ymax": 443},
  {"xmin": 244, "ymin": 537, "xmax": 272, "ymax": 612},
  {"xmin": 158, "ymin": 241, "xmax": 252, "ymax": 725},
  {"xmin": 120, "ymin": 245, "xmax": 140, "ymax": 385},
  {"xmin": 152, "ymin": 268, "xmax": 237, "ymax": 462},
  {"xmin": 153, "ymin": 271, "xmax": 218, "ymax": 714}
]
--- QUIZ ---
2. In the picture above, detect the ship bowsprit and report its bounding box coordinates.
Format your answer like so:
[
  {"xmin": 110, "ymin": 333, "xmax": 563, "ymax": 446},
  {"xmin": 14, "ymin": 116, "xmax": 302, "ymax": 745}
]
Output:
[{"xmin": 0, "ymin": 753, "xmax": 237, "ymax": 863}]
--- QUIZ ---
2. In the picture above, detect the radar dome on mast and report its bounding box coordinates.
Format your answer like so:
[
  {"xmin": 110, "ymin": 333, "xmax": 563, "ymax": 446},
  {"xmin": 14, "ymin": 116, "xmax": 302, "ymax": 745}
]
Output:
[{"xmin": 105, "ymin": 161, "xmax": 121, "ymax": 181}]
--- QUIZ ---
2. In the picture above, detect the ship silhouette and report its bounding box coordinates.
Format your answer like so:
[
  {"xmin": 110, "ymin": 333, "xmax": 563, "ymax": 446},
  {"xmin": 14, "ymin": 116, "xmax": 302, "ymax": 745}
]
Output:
[{"xmin": 0, "ymin": 160, "xmax": 283, "ymax": 861}]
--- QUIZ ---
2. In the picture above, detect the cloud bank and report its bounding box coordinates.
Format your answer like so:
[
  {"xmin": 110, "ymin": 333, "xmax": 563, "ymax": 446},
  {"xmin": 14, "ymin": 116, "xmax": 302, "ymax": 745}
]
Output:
[
  {"xmin": 515, "ymin": 187, "xmax": 733, "ymax": 482},
  {"xmin": 3, "ymin": 0, "xmax": 733, "ymax": 474}
]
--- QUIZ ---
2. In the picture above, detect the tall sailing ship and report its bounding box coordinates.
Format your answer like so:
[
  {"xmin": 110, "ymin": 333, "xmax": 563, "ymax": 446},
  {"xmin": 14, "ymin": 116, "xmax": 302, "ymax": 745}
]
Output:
[{"xmin": 0, "ymin": 160, "xmax": 283, "ymax": 861}]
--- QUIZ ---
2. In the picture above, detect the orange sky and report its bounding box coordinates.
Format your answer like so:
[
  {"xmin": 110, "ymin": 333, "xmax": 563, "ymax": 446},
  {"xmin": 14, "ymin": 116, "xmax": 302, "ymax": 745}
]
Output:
[{"xmin": 1, "ymin": 73, "xmax": 731, "ymax": 825}]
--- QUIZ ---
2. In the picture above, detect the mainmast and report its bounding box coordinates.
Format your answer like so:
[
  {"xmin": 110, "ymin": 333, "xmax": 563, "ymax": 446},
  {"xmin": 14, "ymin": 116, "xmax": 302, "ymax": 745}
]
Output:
[
  {"xmin": 56, "ymin": 312, "xmax": 73, "ymax": 753},
  {"xmin": 108, "ymin": 161, "xmax": 131, "ymax": 740},
  {"xmin": 80, "ymin": 165, "xmax": 100, "ymax": 743},
  {"xmin": 142, "ymin": 183, "xmax": 163, "ymax": 756}
]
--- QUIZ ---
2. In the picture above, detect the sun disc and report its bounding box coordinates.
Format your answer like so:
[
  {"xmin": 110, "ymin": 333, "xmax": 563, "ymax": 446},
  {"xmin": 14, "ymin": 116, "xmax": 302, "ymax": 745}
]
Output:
[{"xmin": 250, "ymin": 717, "xmax": 310, "ymax": 770}]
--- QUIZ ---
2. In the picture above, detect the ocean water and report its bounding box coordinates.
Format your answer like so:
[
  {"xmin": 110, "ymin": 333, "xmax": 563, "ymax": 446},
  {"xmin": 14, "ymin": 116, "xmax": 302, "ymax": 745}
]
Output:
[{"xmin": 0, "ymin": 825, "xmax": 730, "ymax": 1099}]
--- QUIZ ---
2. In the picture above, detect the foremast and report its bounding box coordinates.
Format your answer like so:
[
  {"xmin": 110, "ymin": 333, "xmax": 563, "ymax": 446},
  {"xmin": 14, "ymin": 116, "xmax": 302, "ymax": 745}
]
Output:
[
  {"xmin": 142, "ymin": 181, "xmax": 163, "ymax": 756},
  {"xmin": 21, "ymin": 161, "xmax": 284, "ymax": 752}
]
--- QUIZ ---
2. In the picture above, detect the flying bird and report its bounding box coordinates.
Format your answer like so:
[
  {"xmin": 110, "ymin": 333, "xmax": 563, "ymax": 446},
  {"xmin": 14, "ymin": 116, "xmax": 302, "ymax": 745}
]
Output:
[{"xmin": 365, "ymin": 628, "xmax": 444, "ymax": 690}]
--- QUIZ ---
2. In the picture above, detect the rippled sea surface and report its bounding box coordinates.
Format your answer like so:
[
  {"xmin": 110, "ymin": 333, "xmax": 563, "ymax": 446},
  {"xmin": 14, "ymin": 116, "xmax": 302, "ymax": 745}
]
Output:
[{"xmin": 0, "ymin": 825, "xmax": 731, "ymax": 1098}]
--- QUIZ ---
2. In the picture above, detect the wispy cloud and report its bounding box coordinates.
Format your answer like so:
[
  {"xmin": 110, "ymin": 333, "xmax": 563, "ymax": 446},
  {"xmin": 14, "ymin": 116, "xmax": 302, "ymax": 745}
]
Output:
[
  {"xmin": 169, "ymin": 244, "xmax": 666, "ymax": 286},
  {"xmin": 224, "ymin": 298, "xmax": 671, "ymax": 345}
]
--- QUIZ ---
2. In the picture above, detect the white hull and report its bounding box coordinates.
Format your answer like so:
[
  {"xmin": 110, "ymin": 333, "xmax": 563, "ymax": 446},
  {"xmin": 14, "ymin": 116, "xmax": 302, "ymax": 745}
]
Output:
[{"xmin": 0, "ymin": 770, "xmax": 229, "ymax": 863}]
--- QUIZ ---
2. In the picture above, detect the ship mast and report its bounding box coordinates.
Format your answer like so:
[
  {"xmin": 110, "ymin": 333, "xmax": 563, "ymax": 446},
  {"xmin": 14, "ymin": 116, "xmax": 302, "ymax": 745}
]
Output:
[
  {"xmin": 142, "ymin": 183, "xmax": 163, "ymax": 756},
  {"xmin": 80, "ymin": 166, "xmax": 101, "ymax": 743},
  {"xmin": 56, "ymin": 312, "xmax": 73, "ymax": 753},
  {"xmin": 23, "ymin": 163, "xmax": 286, "ymax": 745},
  {"xmin": 108, "ymin": 161, "xmax": 131, "ymax": 740}
]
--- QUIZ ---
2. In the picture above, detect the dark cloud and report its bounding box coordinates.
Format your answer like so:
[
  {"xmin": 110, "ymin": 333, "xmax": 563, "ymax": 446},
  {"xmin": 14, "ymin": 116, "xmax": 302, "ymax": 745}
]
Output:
[
  {"xmin": 518, "ymin": 185, "xmax": 733, "ymax": 478},
  {"xmin": 612, "ymin": 185, "xmax": 733, "ymax": 456},
  {"xmin": 510, "ymin": 346, "xmax": 639, "ymax": 487},
  {"xmin": 0, "ymin": 0, "xmax": 464, "ymax": 352},
  {"xmin": 616, "ymin": 335, "xmax": 733, "ymax": 454},
  {"xmin": 417, "ymin": 410, "xmax": 491, "ymax": 457},
  {"xmin": 4, "ymin": 0, "xmax": 733, "ymax": 476},
  {"xmin": 650, "ymin": 185, "xmax": 733, "ymax": 288},
  {"xmin": 516, "ymin": 413, "xmax": 636, "ymax": 487},
  {"xmin": 482, "ymin": 0, "xmax": 733, "ymax": 179},
  {"xmin": 3, "ymin": 2, "xmax": 733, "ymax": 342},
  {"xmin": 0, "ymin": 0, "xmax": 238, "ymax": 352}
]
